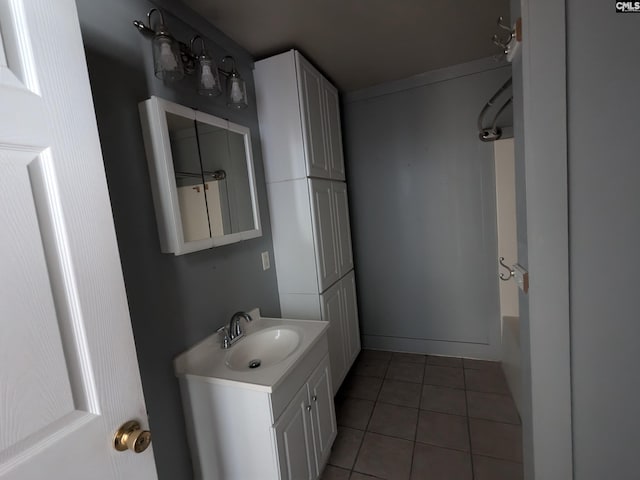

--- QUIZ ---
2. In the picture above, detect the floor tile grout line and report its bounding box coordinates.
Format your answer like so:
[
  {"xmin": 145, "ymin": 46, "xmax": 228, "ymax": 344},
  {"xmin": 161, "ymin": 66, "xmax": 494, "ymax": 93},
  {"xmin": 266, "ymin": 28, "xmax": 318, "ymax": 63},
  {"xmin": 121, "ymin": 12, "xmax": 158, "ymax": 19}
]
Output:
[
  {"xmin": 340, "ymin": 428, "xmax": 513, "ymax": 459},
  {"xmin": 463, "ymin": 365, "xmax": 476, "ymax": 480},
  {"xmin": 473, "ymin": 452, "xmax": 525, "ymax": 465},
  {"xmin": 417, "ymin": 407, "xmax": 468, "ymax": 419},
  {"xmin": 403, "ymin": 404, "xmax": 521, "ymax": 427},
  {"xmin": 465, "ymin": 388, "xmax": 514, "ymax": 397},
  {"xmin": 465, "ymin": 387, "xmax": 512, "ymax": 395},
  {"xmin": 348, "ymin": 430, "xmax": 365, "ymax": 475},
  {"xmin": 336, "ymin": 352, "xmax": 380, "ymax": 478},
  {"xmin": 407, "ymin": 355, "xmax": 428, "ymax": 480},
  {"xmin": 347, "ymin": 355, "xmax": 388, "ymax": 478},
  {"xmin": 414, "ymin": 437, "xmax": 473, "ymax": 455},
  {"xmin": 463, "ymin": 416, "xmax": 522, "ymax": 427},
  {"xmin": 422, "ymin": 382, "xmax": 466, "ymax": 390}
]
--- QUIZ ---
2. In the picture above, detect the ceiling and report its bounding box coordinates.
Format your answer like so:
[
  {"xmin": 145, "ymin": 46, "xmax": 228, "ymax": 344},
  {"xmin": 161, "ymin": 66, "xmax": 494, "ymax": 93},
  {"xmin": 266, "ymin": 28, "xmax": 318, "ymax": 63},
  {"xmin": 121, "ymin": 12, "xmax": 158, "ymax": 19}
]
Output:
[{"xmin": 181, "ymin": 0, "xmax": 510, "ymax": 92}]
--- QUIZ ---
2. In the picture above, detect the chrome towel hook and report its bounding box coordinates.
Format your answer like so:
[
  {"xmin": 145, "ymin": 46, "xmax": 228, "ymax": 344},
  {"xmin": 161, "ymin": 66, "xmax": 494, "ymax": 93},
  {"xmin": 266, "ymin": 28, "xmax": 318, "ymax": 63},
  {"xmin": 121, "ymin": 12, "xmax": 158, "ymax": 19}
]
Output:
[
  {"xmin": 491, "ymin": 16, "xmax": 522, "ymax": 62},
  {"xmin": 499, "ymin": 257, "xmax": 515, "ymax": 281},
  {"xmin": 492, "ymin": 16, "xmax": 515, "ymax": 53}
]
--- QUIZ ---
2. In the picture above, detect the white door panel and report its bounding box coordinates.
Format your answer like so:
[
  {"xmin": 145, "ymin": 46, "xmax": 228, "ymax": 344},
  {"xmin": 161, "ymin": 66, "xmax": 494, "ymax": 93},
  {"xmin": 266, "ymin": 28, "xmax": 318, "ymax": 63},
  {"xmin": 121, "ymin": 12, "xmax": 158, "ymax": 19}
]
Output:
[
  {"xmin": 320, "ymin": 281, "xmax": 346, "ymax": 394},
  {"xmin": 0, "ymin": 1, "xmax": 156, "ymax": 478},
  {"xmin": 274, "ymin": 386, "xmax": 315, "ymax": 480},
  {"xmin": 309, "ymin": 179, "xmax": 340, "ymax": 291},
  {"xmin": 297, "ymin": 55, "xmax": 329, "ymax": 178},
  {"xmin": 332, "ymin": 182, "xmax": 354, "ymax": 276},
  {"xmin": 323, "ymin": 83, "xmax": 345, "ymax": 181},
  {"xmin": 308, "ymin": 358, "xmax": 336, "ymax": 470},
  {"xmin": 341, "ymin": 271, "xmax": 361, "ymax": 366},
  {"xmin": 0, "ymin": 150, "xmax": 76, "ymax": 452}
]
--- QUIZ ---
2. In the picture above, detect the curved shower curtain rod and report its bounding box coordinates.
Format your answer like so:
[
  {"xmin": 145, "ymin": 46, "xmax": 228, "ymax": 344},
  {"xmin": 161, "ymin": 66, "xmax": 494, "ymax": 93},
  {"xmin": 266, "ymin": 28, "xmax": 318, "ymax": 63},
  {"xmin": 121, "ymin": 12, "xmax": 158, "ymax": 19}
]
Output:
[{"xmin": 478, "ymin": 77, "xmax": 513, "ymax": 142}]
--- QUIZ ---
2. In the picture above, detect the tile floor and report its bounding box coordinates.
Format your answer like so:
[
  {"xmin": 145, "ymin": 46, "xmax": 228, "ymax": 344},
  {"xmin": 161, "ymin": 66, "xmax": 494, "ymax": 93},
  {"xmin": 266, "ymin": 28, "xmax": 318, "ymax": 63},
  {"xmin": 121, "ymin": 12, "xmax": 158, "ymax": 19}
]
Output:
[{"xmin": 321, "ymin": 350, "xmax": 523, "ymax": 480}]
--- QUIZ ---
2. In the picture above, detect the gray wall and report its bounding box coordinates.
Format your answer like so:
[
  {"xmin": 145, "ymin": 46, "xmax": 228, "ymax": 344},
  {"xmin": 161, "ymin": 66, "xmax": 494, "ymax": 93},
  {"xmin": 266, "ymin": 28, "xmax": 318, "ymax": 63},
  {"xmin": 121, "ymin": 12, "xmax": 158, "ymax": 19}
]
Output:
[
  {"xmin": 567, "ymin": 2, "xmax": 640, "ymax": 478},
  {"xmin": 343, "ymin": 60, "xmax": 511, "ymax": 359},
  {"xmin": 75, "ymin": 1, "xmax": 280, "ymax": 478}
]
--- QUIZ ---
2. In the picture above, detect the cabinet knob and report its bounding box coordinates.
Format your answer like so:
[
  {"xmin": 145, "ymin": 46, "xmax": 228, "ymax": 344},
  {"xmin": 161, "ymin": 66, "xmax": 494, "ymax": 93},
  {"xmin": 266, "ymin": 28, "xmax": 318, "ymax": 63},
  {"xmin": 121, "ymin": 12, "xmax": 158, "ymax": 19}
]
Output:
[
  {"xmin": 306, "ymin": 405, "xmax": 312, "ymax": 412},
  {"xmin": 312, "ymin": 395, "xmax": 317, "ymax": 402}
]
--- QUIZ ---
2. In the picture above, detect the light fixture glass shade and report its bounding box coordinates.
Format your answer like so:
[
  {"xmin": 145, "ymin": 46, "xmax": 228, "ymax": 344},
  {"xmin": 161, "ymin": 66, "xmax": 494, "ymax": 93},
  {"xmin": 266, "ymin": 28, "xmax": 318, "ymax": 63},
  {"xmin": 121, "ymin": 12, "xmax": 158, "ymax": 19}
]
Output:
[
  {"xmin": 226, "ymin": 73, "xmax": 248, "ymax": 109},
  {"xmin": 197, "ymin": 57, "xmax": 222, "ymax": 96},
  {"xmin": 152, "ymin": 31, "xmax": 184, "ymax": 81}
]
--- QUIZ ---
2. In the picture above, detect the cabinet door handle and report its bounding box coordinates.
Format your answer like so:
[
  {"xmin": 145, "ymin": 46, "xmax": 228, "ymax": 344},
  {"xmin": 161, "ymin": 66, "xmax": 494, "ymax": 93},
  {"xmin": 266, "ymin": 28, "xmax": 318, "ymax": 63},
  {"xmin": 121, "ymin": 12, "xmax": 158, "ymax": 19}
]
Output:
[
  {"xmin": 306, "ymin": 404, "xmax": 312, "ymax": 412},
  {"xmin": 312, "ymin": 395, "xmax": 317, "ymax": 402}
]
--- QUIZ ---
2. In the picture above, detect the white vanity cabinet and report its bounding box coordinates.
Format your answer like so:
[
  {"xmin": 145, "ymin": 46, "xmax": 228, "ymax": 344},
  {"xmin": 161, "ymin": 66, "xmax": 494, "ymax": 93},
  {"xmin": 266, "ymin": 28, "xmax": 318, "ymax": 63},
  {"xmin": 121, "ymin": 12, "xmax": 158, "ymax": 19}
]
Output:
[
  {"xmin": 265, "ymin": 176, "xmax": 359, "ymax": 393},
  {"xmin": 321, "ymin": 271, "xmax": 361, "ymax": 389},
  {"xmin": 274, "ymin": 356, "xmax": 335, "ymax": 480},
  {"xmin": 309, "ymin": 178, "xmax": 355, "ymax": 291},
  {"xmin": 255, "ymin": 50, "xmax": 360, "ymax": 395},
  {"xmin": 175, "ymin": 317, "xmax": 336, "ymax": 480},
  {"xmin": 297, "ymin": 54, "xmax": 345, "ymax": 181},
  {"xmin": 254, "ymin": 49, "xmax": 345, "ymax": 183}
]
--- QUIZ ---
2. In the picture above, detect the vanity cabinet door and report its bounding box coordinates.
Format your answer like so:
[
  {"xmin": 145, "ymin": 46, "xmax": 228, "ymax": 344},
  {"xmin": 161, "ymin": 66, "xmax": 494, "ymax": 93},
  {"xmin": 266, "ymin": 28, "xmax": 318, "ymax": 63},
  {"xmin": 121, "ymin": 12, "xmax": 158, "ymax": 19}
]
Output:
[
  {"xmin": 332, "ymin": 182, "xmax": 354, "ymax": 276},
  {"xmin": 274, "ymin": 385, "xmax": 316, "ymax": 480},
  {"xmin": 323, "ymin": 81, "xmax": 346, "ymax": 181},
  {"xmin": 309, "ymin": 179, "xmax": 341, "ymax": 291},
  {"xmin": 297, "ymin": 55, "xmax": 330, "ymax": 179},
  {"xmin": 308, "ymin": 357, "xmax": 337, "ymax": 471}
]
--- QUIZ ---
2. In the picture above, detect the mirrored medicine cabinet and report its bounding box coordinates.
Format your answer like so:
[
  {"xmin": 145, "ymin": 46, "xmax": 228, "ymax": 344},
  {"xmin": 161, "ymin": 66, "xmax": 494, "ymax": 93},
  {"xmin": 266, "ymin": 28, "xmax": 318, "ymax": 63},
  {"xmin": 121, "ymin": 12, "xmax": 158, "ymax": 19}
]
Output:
[{"xmin": 139, "ymin": 96, "xmax": 262, "ymax": 255}]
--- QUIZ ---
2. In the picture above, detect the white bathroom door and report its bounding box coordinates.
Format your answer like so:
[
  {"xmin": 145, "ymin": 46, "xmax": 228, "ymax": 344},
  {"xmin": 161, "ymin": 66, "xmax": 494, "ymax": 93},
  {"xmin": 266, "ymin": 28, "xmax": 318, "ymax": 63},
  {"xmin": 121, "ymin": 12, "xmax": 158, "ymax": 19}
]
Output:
[{"xmin": 0, "ymin": 1, "xmax": 157, "ymax": 479}]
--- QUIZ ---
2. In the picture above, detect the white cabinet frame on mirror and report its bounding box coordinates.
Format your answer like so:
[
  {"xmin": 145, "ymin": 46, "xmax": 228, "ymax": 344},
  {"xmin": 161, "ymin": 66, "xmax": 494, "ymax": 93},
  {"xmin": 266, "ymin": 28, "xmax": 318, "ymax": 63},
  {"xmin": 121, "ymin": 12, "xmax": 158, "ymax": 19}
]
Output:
[{"xmin": 139, "ymin": 96, "xmax": 262, "ymax": 255}]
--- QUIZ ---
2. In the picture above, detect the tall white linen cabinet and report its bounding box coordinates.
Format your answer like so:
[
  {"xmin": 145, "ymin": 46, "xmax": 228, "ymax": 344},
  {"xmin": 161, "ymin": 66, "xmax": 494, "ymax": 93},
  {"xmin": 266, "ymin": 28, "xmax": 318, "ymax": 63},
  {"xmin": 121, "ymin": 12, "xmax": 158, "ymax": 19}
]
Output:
[{"xmin": 255, "ymin": 50, "xmax": 361, "ymax": 394}]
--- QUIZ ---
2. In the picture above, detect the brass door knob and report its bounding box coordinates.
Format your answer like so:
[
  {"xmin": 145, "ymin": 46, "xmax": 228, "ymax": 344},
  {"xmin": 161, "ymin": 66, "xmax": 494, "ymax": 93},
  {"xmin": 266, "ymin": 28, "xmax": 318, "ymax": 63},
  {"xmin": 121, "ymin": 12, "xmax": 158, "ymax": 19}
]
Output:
[{"xmin": 114, "ymin": 420, "xmax": 152, "ymax": 453}]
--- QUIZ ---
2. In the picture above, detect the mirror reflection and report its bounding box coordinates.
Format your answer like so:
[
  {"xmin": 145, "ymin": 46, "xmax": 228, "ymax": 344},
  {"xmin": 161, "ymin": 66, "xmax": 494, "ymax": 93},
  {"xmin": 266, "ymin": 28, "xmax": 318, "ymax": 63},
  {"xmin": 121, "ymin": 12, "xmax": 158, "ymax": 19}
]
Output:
[
  {"xmin": 166, "ymin": 112, "xmax": 209, "ymax": 242},
  {"xmin": 165, "ymin": 112, "xmax": 257, "ymax": 244},
  {"xmin": 196, "ymin": 121, "xmax": 255, "ymax": 234}
]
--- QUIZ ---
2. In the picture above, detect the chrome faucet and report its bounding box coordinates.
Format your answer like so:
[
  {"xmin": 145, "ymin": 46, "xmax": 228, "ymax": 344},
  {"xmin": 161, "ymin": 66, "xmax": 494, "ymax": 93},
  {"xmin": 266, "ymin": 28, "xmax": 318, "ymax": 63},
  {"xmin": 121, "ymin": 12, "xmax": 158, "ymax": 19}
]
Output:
[{"xmin": 217, "ymin": 311, "xmax": 253, "ymax": 349}]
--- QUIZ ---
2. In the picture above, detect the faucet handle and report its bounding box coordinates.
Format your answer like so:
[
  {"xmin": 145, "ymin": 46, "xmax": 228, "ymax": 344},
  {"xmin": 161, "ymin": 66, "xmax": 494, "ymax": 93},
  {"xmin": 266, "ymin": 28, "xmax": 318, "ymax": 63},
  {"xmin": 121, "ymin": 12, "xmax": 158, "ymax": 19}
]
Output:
[{"xmin": 217, "ymin": 326, "xmax": 231, "ymax": 349}]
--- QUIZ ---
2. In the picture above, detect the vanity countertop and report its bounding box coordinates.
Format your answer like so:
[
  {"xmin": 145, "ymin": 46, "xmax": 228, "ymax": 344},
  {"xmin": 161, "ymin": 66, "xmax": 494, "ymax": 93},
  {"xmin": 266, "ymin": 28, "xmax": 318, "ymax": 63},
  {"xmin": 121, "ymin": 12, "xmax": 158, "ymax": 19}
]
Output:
[{"xmin": 173, "ymin": 308, "xmax": 329, "ymax": 393}]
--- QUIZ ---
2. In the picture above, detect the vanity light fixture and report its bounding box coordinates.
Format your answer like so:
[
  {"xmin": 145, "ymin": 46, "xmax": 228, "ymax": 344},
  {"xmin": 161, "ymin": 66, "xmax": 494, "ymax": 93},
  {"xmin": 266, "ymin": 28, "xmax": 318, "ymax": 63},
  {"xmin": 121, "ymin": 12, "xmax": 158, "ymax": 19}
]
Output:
[
  {"xmin": 190, "ymin": 35, "xmax": 222, "ymax": 97},
  {"xmin": 133, "ymin": 10, "xmax": 248, "ymax": 108},
  {"xmin": 220, "ymin": 56, "xmax": 248, "ymax": 109},
  {"xmin": 137, "ymin": 9, "xmax": 184, "ymax": 81}
]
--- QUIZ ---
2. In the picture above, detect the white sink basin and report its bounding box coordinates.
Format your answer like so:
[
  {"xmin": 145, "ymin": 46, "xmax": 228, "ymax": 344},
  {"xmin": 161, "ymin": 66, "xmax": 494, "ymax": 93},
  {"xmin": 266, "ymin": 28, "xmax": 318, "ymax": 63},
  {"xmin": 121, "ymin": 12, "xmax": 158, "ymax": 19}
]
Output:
[
  {"xmin": 174, "ymin": 309, "xmax": 329, "ymax": 391},
  {"xmin": 225, "ymin": 327, "xmax": 302, "ymax": 371}
]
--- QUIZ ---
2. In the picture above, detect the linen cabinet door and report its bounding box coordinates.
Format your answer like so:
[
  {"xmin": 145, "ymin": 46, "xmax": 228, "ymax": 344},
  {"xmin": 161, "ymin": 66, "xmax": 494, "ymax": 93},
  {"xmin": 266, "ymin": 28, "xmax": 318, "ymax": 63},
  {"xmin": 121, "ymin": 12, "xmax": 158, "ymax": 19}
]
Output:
[
  {"xmin": 321, "ymin": 280, "xmax": 347, "ymax": 394},
  {"xmin": 308, "ymin": 356, "xmax": 337, "ymax": 471},
  {"xmin": 341, "ymin": 271, "xmax": 361, "ymax": 366},
  {"xmin": 309, "ymin": 179, "xmax": 341, "ymax": 291},
  {"xmin": 323, "ymin": 81, "xmax": 346, "ymax": 181},
  {"xmin": 296, "ymin": 54, "xmax": 330, "ymax": 179},
  {"xmin": 274, "ymin": 386, "xmax": 315, "ymax": 480},
  {"xmin": 331, "ymin": 182, "xmax": 354, "ymax": 276}
]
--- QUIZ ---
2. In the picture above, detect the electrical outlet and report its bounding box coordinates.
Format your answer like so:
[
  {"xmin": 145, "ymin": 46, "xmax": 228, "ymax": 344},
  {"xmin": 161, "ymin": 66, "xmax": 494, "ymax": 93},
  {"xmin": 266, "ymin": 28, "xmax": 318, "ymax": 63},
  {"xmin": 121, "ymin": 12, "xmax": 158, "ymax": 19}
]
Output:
[{"xmin": 261, "ymin": 251, "xmax": 270, "ymax": 271}]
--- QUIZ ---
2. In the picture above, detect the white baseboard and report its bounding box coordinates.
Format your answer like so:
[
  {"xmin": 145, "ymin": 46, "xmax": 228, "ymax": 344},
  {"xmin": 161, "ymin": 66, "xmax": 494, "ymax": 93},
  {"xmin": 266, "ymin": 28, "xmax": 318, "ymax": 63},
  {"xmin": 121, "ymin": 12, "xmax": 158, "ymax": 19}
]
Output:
[{"xmin": 361, "ymin": 334, "xmax": 500, "ymax": 361}]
